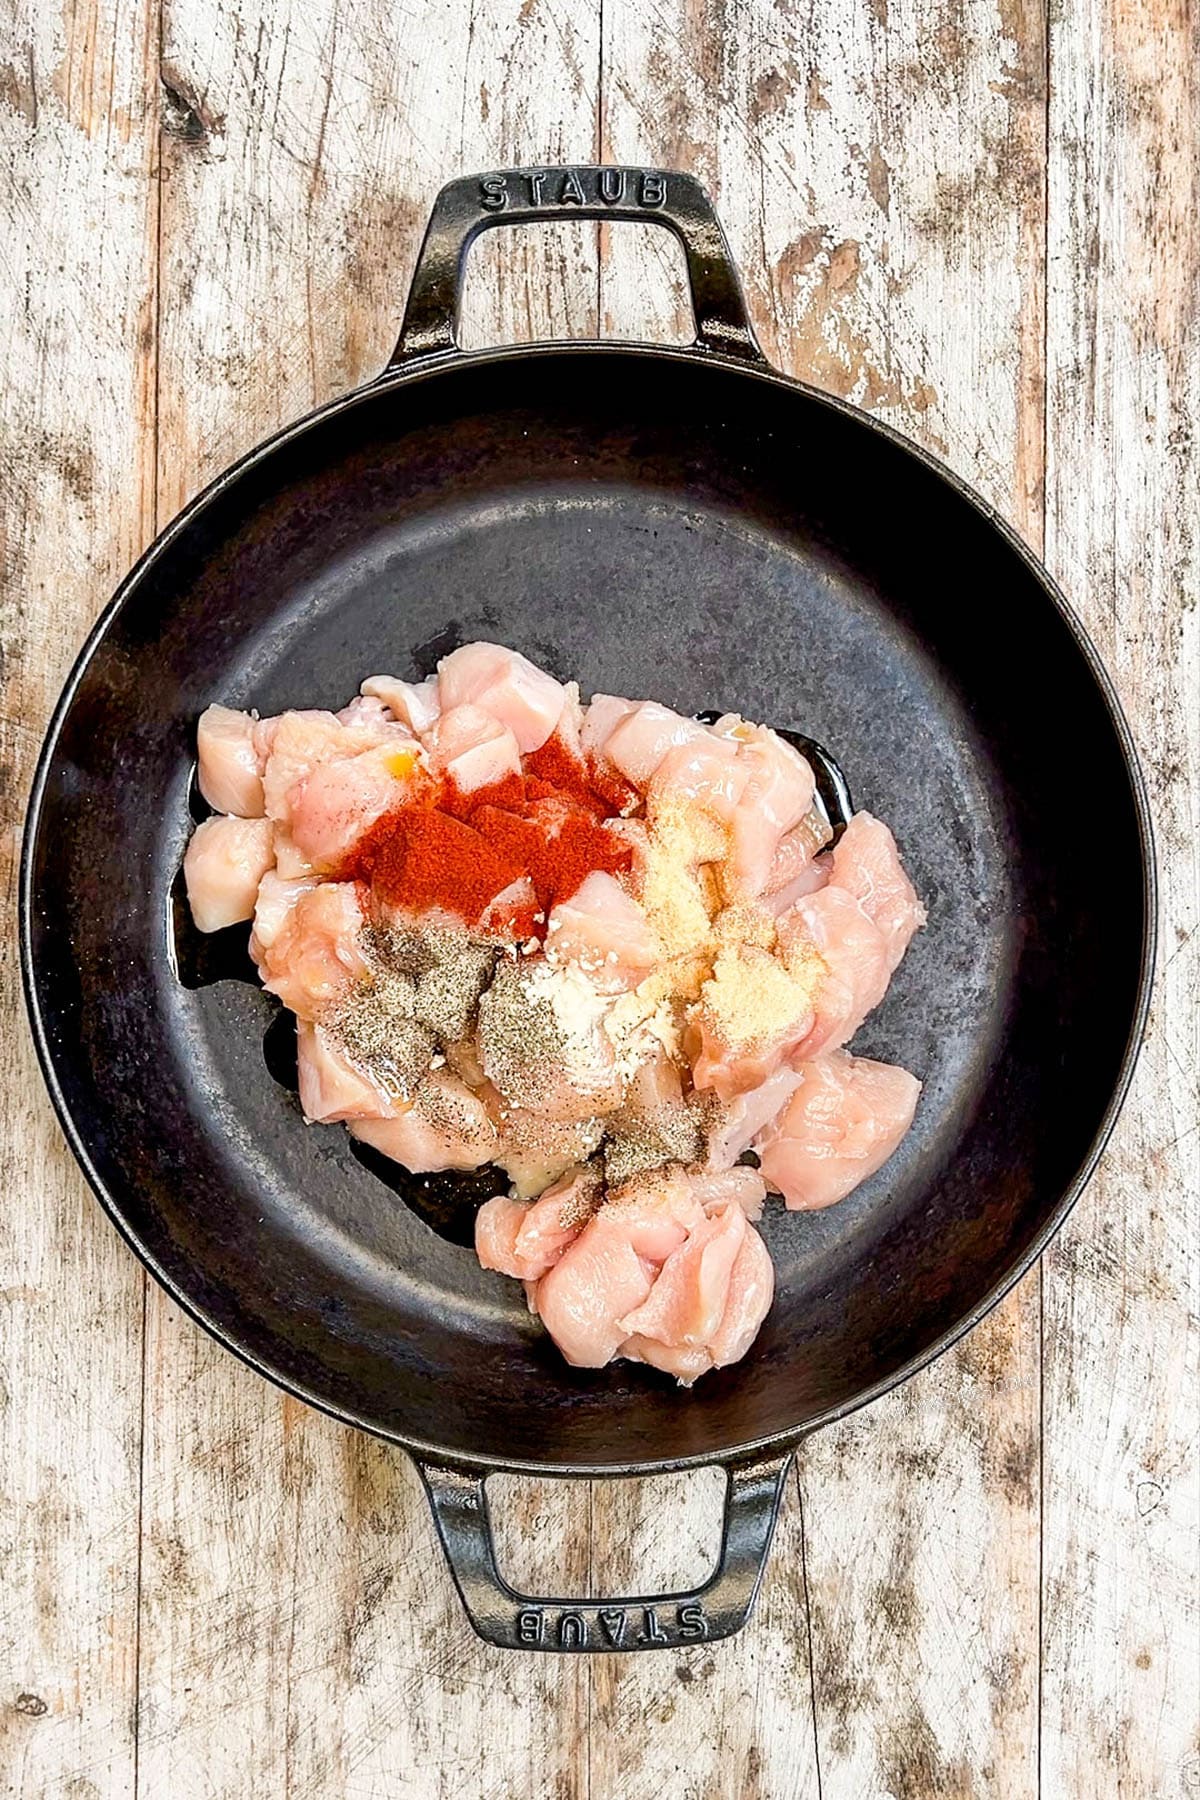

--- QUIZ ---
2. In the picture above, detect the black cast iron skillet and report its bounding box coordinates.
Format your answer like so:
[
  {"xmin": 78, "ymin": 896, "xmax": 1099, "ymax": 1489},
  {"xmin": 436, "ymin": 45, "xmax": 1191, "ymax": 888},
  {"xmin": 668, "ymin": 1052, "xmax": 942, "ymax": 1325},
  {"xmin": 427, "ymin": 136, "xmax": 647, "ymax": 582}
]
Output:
[{"xmin": 22, "ymin": 167, "xmax": 1154, "ymax": 1653}]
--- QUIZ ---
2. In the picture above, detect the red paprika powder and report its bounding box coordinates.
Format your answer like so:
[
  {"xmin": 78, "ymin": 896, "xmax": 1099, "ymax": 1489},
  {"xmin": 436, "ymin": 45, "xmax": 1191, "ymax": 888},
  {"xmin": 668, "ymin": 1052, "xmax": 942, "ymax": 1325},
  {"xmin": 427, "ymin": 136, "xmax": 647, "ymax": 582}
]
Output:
[{"xmin": 336, "ymin": 731, "xmax": 634, "ymax": 932}]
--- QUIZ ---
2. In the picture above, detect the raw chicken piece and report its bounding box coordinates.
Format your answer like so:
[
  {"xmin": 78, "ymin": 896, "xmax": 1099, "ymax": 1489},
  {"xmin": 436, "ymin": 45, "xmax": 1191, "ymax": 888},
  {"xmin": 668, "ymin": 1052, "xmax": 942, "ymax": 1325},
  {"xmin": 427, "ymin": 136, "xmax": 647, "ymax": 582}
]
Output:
[
  {"xmin": 350, "ymin": 1069, "xmax": 499, "ymax": 1172},
  {"xmin": 437, "ymin": 642, "xmax": 566, "ymax": 753},
  {"xmin": 765, "ymin": 851, "xmax": 832, "ymax": 918},
  {"xmin": 580, "ymin": 693, "xmax": 638, "ymax": 756},
  {"xmin": 261, "ymin": 708, "xmax": 405, "ymax": 830},
  {"xmin": 687, "ymin": 1167, "xmax": 768, "ymax": 1219},
  {"xmin": 651, "ymin": 732, "xmax": 746, "ymax": 825},
  {"xmin": 337, "ymin": 695, "xmax": 394, "ymax": 730},
  {"xmin": 261, "ymin": 710, "xmax": 351, "ymax": 824},
  {"xmin": 620, "ymin": 1335, "xmax": 714, "ymax": 1383},
  {"xmin": 602, "ymin": 702, "xmax": 707, "ymax": 787},
  {"xmin": 706, "ymin": 1226, "xmax": 775, "ymax": 1366},
  {"xmin": 549, "ymin": 683, "xmax": 586, "ymax": 762},
  {"xmin": 287, "ymin": 740, "xmax": 422, "ymax": 870},
  {"xmin": 778, "ymin": 885, "xmax": 890, "ymax": 1060},
  {"xmin": 361, "ymin": 673, "xmax": 441, "ymax": 734},
  {"xmin": 755, "ymin": 1049, "xmax": 921, "ymax": 1210},
  {"xmin": 689, "ymin": 941, "xmax": 820, "ymax": 1100},
  {"xmin": 429, "ymin": 703, "xmax": 522, "ymax": 794},
  {"xmin": 249, "ymin": 868, "xmax": 316, "ymax": 946},
  {"xmin": 601, "ymin": 1166, "xmax": 706, "ymax": 1261},
  {"xmin": 297, "ymin": 1020, "xmax": 397, "ymax": 1123},
  {"xmin": 533, "ymin": 1213, "xmax": 656, "ymax": 1366},
  {"xmin": 705, "ymin": 1065, "xmax": 804, "ymax": 1171},
  {"xmin": 250, "ymin": 876, "xmax": 368, "ymax": 1019},
  {"xmin": 718, "ymin": 721, "xmax": 816, "ymax": 898},
  {"xmin": 475, "ymin": 1165, "xmax": 599, "ymax": 1280},
  {"xmin": 765, "ymin": 814, "xmax": 832, "ymax": 896},
  {"xmin": 620, "ymin": 1231, "xmax": 775, "ymax": 1381},
  {"xmin": 478, "ymin": 875, "xmax": 539, "ymax": 938},
  {"xmin": 547, "ymin": 870, "xmax": 658, "ymax": 991},
  {"xmin": 618, "ymin": 1201, "xmax": 747, "ymax": 1347},
  {"xmin": 184, "ymin": 815, "xmax": 274, "ymax": 932},
  {"xmin": 829, "ymin": 812, "xmax": 926, "ymax": 973},
  {"xmin": 197, "ymin": 705, "xmax": 266, "ymax": 817},
  {"xmin": 271, "ymin": 828, "xmax": 316, "ymax": 882}
]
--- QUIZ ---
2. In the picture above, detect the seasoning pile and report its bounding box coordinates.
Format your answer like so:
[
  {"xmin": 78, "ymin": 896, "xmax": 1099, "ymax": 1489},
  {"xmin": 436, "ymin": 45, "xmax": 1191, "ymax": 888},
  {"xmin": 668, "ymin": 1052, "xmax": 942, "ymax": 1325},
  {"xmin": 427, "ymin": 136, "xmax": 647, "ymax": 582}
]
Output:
[{"xmin": 184, "ymin": 642, "xmax": 926, "ymax": 1383}]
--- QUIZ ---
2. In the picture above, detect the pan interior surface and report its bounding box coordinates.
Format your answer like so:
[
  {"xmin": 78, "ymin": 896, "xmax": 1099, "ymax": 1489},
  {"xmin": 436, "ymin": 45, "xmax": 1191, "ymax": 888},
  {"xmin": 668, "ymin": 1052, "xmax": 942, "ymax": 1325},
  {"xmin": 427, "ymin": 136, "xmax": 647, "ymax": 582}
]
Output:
[{"xmin": 26, "ymin": 350, "xmax": 1149, "ymax": 1469}]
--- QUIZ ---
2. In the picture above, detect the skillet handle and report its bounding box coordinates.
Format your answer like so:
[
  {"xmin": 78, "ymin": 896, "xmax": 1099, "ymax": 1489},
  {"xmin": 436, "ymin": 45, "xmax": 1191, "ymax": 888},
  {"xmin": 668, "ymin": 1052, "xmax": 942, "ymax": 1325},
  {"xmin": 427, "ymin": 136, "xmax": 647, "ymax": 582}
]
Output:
[
  {"xmin": 415, "ymin": 1448, "xmax": 791, "ymax": 1652},
  {"xmin": 390, "ymin": 165, "xmax": 765, "ymax": 366}
]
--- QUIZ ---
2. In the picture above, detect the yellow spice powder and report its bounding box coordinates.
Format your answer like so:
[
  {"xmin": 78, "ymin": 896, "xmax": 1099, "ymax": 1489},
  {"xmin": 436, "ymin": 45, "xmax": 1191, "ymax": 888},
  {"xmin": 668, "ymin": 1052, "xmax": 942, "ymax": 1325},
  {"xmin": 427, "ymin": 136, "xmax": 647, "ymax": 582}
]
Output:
[{"xmin": 699, "ymin": 940, "xmax": 825, "ymax": 1052}]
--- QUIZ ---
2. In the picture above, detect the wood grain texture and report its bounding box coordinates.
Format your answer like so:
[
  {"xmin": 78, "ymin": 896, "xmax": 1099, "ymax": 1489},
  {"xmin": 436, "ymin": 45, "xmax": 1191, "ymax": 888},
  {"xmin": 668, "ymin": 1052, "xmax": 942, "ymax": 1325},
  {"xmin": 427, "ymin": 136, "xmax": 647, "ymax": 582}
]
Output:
[
  {"xmin": 0, "ymin": 0, "xmax": 1196, "ymax": 1795},
  {"xmin": 0, "ymin": 3, "xmax": 157, "ymax": 1794},
  {"xmin": 1041, "ymin": 0, "xmax": 1200, "ymax": 1788},
  {"xmin": 140, "ymin": 2, "xmax": 598, "ymax": 1795}
]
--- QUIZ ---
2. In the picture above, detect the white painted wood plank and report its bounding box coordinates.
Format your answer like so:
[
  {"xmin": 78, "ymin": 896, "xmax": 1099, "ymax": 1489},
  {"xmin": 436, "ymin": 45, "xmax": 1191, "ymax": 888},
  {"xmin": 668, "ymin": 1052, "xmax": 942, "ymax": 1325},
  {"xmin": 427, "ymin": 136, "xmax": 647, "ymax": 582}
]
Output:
[
  {"xmin": 139, "ymin": 2, "xmax": 599, "ymax": 1794},
  {"xmin": 599, "ymin": 1, "xmax": 1047, "ymax": 1793},
  {"xmin": 1041, "ymin": 0, "xmax": 1200, "ymax": 1787},
  {"xmin": 0, "ymin": 3, "xmax": 158, "ymax": 1795}
]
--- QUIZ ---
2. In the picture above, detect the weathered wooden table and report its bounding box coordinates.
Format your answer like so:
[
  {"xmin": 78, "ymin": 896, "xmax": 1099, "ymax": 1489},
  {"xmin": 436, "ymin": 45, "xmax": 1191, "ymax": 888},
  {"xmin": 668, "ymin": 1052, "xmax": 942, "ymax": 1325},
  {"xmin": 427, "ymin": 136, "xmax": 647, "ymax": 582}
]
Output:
[{"xmin": 2, "ymin": 2, "xmax": 1196, "ymax": 1794}]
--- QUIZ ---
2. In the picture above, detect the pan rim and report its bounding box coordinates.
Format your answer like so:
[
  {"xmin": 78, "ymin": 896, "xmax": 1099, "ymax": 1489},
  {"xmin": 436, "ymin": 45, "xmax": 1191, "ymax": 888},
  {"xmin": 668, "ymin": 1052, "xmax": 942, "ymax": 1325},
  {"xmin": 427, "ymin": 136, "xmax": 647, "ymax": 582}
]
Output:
[{"xmin": 20, "ymin": 339, "xmax": 1158, "ymax": 1477}]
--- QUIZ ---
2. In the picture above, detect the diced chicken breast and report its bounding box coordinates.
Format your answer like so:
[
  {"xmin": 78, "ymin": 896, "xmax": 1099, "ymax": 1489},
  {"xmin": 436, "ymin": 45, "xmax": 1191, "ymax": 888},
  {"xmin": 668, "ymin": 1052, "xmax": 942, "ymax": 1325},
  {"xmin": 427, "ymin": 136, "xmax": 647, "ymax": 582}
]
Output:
[
  {"xmin": 271, "ymin": 828, "xmax": 317, "ymax": 882},
  {"xmin": 721, "ymin": 724, "xmax": 816, "ymax": 898},
  {"xmin": 475, "ymin": 1165, "xmax": 598, "ymax": 1280},
  {"xmin": 705, "ymin": 1065, "xmax": 805, "ymax": 1170},
  {"xmin": 706, "ymin": 1226, "xmax": 775, "ymax": 1367},
  {"xmin": 184, "ymin": 815, "xmax": 274, "ymax": 932},
  {"xmin": 437, "ymin": 642, "xmax": 566, "ymax": 753},
  {"xmin": 689, "ymin": 942, "xmax": 819, "ymax": 1100},
  {"xmin": 601, "ymin": 1166, "xmax": 706, "ymax": 1261},
  {"xmin": 261, "ymin": 711, "xmax": 350, "ymax": 825},
  {"xmin": 765, "ymin": 813, "xmax": 832, "ymax": 896},
  {"xmin": 755, "ymin": 1049, "xmax": 922, "ymax": 1210},
  {"xmin": 249, "ymin": 868, "xmax": 317, "ymax": 950},
  {"xmin": 350, "ymin": 1069, "xmax": 499, "ymax": 1173},
  {"xmin": 261, "ymin": 708, "xmax": 405, "ymax": 829},
  {"xmin": 478, "ymin": 875, "xmax": 539, "ymax": 938},
  {"xmin": 651, "ymin": 732, "xmax": 746, "ymax": 825},
  {"xmin": 533, "ymin": 1213, "xmax": 656, "ymax": 1366},
  {"xmin": 551, "ymin": 683, "xmax": 586, "ymax": 762},
  {"xmin": 778, "ymin": 885, "xmax": 890, "ymax": 1059},
  {"xmin": 765, "ymin": 849, "xmax": 832, "ymax": 918},
  {"xmin": 361, "ymin": 673, "xmax": 442, "ymax": 734},
  {"xmin": 475, "ymin": 1194, "xmax": 534, "ymax": 1277},
  {"xmin": 337, "ymin": 695, "xmax": 394, "ymax": 730},
  {"xmin": 297, "ymin": 1019, "xmax": 397, "ymax": 1123},
  {"xmin": 602, "ymin": 702, "xmax": 708, "ymax": 787},
  {"xmin": 477, "ymin": 957, "xmax": 622, "ymax": 1121},
  {"xmin": 829, "ymin": 811, "xmax": 926, "ymax": 973},
  {"xmin": 250, "ymin": 877, "xmax": 368, "ymax": 1019},
  {"xmin": 429, "ymin": 703, "xmax": 522, "ymax": 794},
  {"xmin": 580, "ymin": 693, "xmax": 638, "ymax": 756},
  {"xmin": 688, "ymin": 1167, "xmax": 768, "ymax": 1221},
  {"xmin": 620, "ymin": 1334, "xmax": 715, "ymax": 1383},
  {"xmin": 547, "ymin": 870, "xmax": 658, "ymax": 991},
  {"xmin": 196, "ymin": 705, "xmax": 266, "ymax": 817},
  {"xmin": 618, "ymin": 1201, "xmax": 746, "ymax": 1347},
  {"xmin": 287, "ymin": 740, "xmax": 422, "ymax": 870}
]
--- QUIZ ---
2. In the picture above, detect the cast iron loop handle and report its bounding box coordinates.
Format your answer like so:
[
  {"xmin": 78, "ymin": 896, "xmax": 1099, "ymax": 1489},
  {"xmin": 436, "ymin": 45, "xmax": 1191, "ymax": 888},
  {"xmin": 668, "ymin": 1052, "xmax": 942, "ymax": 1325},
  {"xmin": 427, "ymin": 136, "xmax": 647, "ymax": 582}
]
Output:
[
  {"xmin": 390, "ymin": 165, "xmax": 765, "ymax": 366},
  {"xmin": 417, "ymin": 1449, "xmax": 791, "ymax": 1652}
]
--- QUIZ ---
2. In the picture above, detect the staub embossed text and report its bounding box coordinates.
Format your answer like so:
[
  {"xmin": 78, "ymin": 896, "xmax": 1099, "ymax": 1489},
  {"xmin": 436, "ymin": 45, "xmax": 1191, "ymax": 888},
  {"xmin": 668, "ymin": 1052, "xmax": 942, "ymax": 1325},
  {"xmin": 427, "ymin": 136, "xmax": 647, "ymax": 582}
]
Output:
[
  {"xmin": 515, "ymin": 1601, "xmax": 708, "ymax": 1650},
  {"xmin": 479, "ymin": 169, "xmax": 667, "ymax": 212}
]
